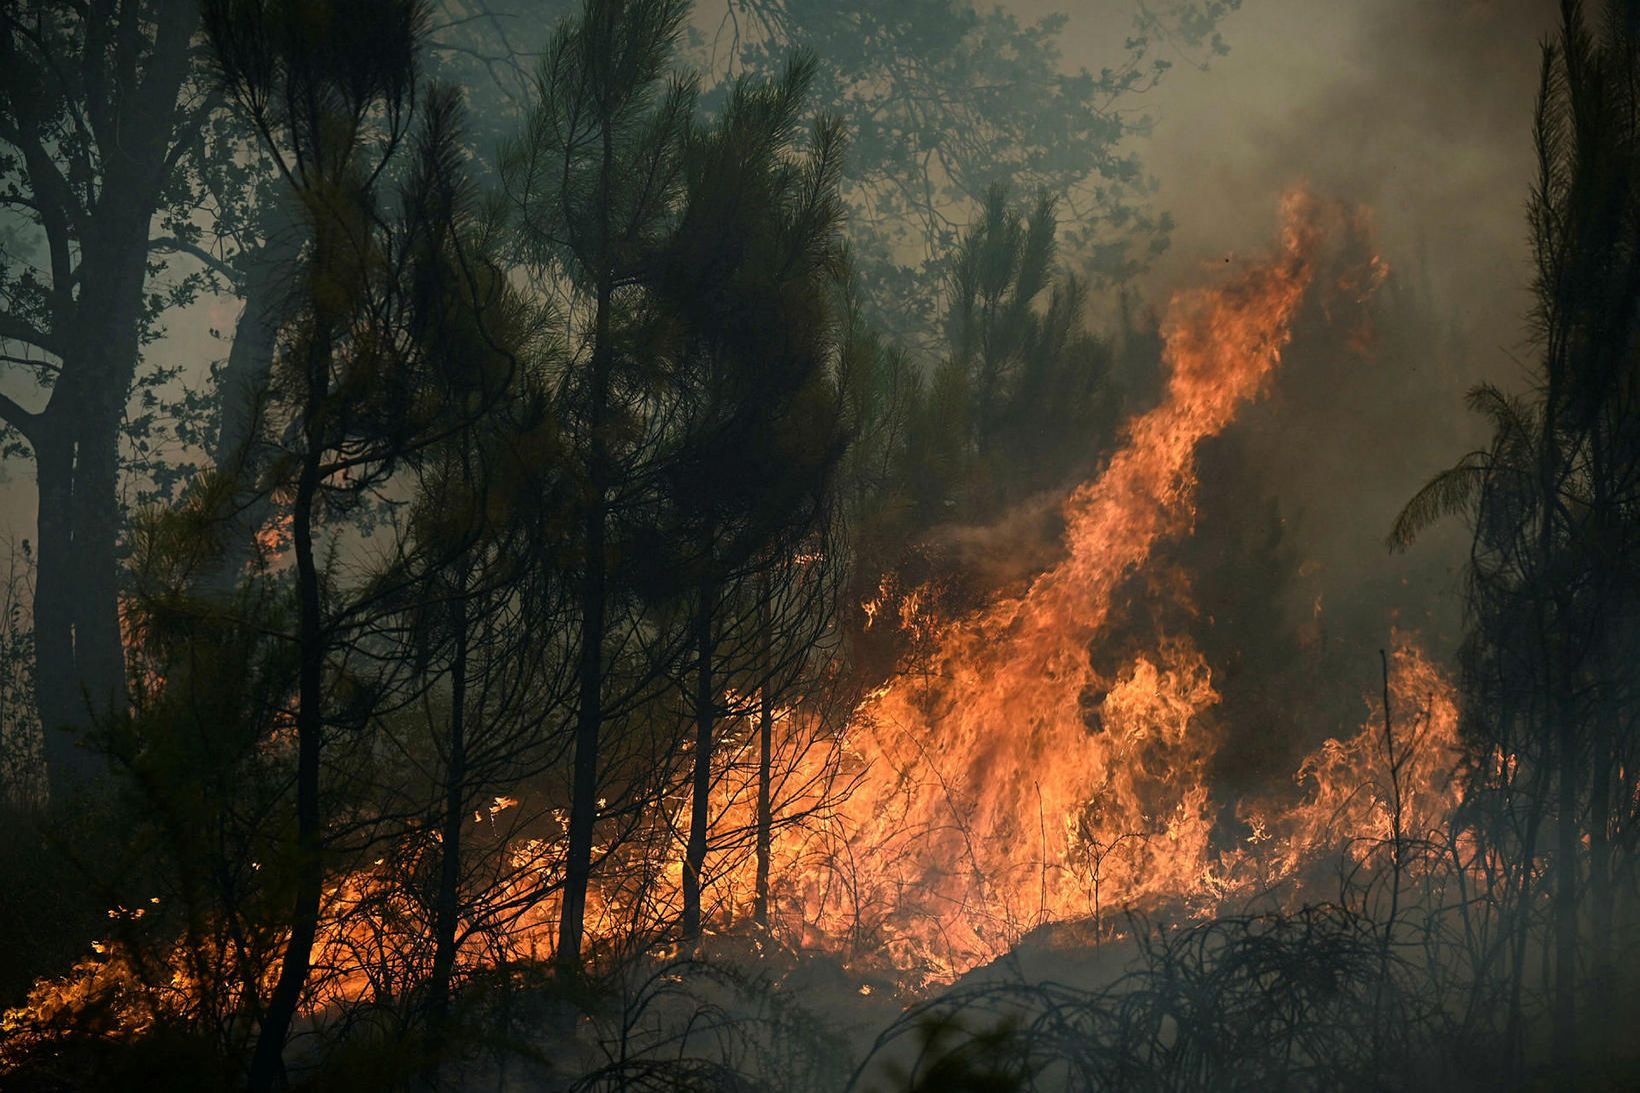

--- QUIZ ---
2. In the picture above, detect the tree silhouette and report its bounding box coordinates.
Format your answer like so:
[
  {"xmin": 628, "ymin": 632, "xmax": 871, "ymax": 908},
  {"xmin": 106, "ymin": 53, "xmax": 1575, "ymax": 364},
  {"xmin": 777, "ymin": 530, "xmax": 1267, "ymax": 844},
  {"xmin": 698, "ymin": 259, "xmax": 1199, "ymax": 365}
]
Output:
[
  {"xmin": 204, "ymin": 0, "xmax": 527, "ymax": 1082},
  {"xmin": 648, "ymin": 53, "xmax": 849, "ymax": 937},
  {"xmin": 1392, "ymin": 0, "xmax": 1640, "ymax": 1071},
  {"xmin": 0, "ymin": 0, "xmax": 210, "ymax": 796},
  {"xmin": 502, "ymin": 0, "xmax": 698, "ymax": 978}
]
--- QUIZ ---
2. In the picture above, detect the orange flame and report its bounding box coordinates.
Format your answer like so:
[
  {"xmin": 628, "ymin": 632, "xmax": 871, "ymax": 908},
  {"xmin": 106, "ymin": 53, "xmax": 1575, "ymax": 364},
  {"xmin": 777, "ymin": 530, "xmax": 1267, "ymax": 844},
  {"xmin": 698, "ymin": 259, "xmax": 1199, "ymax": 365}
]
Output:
[
  {"xmin": 779, "ymin": 191, "xmax": 1330, "ymax": 972},
  {"xmin": 2, "ymin": 193, "xmax": 1472, "ymax": 1050}
]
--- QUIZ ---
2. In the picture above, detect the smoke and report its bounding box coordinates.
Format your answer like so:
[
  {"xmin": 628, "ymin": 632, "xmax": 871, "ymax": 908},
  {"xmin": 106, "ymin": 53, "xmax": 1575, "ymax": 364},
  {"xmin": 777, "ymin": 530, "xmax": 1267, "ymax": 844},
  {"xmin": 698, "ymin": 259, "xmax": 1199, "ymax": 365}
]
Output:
[
  {"xmin": 1074, "ymin": 0, "xmax": 1557, "ymax": 752},
  {"xmin": 1128, "ymin": 0, "xmax": 1555, "ymax": 536},
  {"xmin": 886, "ymin": 0, "xmax": 1562, "ymax": 789},
  {"xmin": 1132, "ymin": 0, "xmax": 1552, "ymax": 313}
]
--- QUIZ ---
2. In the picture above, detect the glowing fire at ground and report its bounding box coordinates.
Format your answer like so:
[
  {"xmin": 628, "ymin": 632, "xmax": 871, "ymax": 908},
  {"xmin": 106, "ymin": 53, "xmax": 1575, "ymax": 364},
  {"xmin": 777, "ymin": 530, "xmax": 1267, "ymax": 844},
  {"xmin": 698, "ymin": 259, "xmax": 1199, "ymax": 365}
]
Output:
[
  {"xmin": 791, "ymin": 190, "xmax": 1329, "ymax": 972},
  {"xmin": 2, "ymin": 193, "xmax": 1465, "ymax": 1044},
  {"xmin": 747, "ymin": 190, "xmax": 1460, "ymax": 976}
]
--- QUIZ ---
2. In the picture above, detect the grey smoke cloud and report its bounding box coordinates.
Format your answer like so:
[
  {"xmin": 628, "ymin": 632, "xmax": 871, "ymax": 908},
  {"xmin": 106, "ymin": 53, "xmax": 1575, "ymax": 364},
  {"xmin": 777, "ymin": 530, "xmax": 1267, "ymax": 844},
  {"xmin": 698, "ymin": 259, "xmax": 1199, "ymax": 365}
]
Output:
[
  {"xmin": 1032, "ymin": 0, "xmax": 1561, "ymax": 751},
  {"xmin": 1127, "ymin": 0, "xmax": 1553, "ymax": 359}
]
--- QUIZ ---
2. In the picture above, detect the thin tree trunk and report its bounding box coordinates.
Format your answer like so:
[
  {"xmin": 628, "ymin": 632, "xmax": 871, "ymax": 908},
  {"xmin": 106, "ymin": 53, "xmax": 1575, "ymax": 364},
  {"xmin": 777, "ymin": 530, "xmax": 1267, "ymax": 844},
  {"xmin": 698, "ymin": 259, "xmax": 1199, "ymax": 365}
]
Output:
[
  {"xmin": 430, "ymin": 580, "xmax": 470, "ymax": 1033},
  {"xmin": 247, "ymin": 325, "xmax": 330, "ymax": 1093},
  {"xmin": 559, "ymin": 487, "xmax": 605, "ymax": 978},
  {"xmin": 683, "ymin": 576, "xmax": 713, "ymax": 940},
  {"xmin": 556, "ymin": 130, "xmax": 615, "ymax": 973},
  {"xmin": 1587, "ymin": 706, "xmax": 1615, "ymax": 1056},
  {"xmin": 1502, "ymin": 727, "xmax": 1544, "ymax": 1082},
  {"xmin": 1552, "ymin": 696, "xmax": 1580, "ymax": 1071},
  {"xmin": 1536, "ymin": 333, "xmax": 1578, "ymax": 1071},
  {"xmin": 755, "ymin": 574, "xmax": 773, "ymax": 926}
]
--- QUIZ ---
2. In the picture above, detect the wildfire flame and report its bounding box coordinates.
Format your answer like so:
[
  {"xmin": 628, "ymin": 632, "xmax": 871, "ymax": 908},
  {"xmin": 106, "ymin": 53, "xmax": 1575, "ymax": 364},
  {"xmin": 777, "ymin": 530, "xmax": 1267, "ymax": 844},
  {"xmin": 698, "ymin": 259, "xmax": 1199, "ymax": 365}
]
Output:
[
  {"xmin": 777, "ymin": 191, "xmax": 1328, "ymax": 972},
  {"xmin": 743, "ymin": 190, "xmax": 1461, "ymax": 978},
  {"xmin": 2, "ymin": 192, "xmax": 1468, "ymax": 1049}
]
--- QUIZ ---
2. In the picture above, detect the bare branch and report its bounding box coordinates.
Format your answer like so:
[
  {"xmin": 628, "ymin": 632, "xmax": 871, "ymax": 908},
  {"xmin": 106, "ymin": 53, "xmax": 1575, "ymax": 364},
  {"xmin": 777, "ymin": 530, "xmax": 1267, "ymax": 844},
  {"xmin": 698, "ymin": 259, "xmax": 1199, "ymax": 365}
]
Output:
[{"xmin": 0, "ymin": 388, "xmax": 42, "ymax": 444}]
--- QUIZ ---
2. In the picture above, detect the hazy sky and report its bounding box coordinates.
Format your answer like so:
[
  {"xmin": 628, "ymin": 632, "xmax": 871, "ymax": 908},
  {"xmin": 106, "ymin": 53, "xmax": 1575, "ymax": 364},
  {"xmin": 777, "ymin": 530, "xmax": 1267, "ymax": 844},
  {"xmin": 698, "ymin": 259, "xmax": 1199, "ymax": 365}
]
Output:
[
  {"xmin": 0, "ymin": 1, "xmax": 1561, "ymax": 563},
  {"xmin": 1060, "ymin": 0, "xmax": 1556, "ymax": 350},
  {"xmin": 1106, "ymin": 0, "xmax": 1560, "ymax": 680},
  {"xmin": 1141, "ymin": 15, "xmax": 1553, "ymax": 429}
]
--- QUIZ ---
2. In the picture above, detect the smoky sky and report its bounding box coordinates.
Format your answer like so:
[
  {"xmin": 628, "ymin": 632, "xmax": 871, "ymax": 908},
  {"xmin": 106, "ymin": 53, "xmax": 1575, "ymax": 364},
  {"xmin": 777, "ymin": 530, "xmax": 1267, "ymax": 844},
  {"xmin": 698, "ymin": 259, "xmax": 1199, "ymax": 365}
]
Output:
[
  {"xmin": 1099, "ymin": 0, "xmax": 1560, "ymax": 670},
  {"xmin": 0, "ymin": 1, "xmax": 1562, "ymax": 621},
  {"xmin": 1130, "ymin": 0, "xmax": 1554, "ymax": 334},
  {"xmin": 986, "ymin": 0, "xmax": 1563, "ymax": 749}
]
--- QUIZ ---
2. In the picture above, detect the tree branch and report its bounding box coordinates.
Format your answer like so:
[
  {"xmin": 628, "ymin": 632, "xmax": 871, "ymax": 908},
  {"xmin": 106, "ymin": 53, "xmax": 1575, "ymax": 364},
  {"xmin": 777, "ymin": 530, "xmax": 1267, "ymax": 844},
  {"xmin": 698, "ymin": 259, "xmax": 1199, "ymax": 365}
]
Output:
[
  {"xmin": 150, "ymin": 234, "xmax": 238, "ymax": 282},
  {"xmin": 0, "ymin": 389, "xmax": 42, "ymax": 445},
  {"xmin": 0, "ymin": 309, "xmax": 60, "ymax": 356},
  {"xmin": 0, "ymin": 114, "xmax": 83, "ymax": 302}
]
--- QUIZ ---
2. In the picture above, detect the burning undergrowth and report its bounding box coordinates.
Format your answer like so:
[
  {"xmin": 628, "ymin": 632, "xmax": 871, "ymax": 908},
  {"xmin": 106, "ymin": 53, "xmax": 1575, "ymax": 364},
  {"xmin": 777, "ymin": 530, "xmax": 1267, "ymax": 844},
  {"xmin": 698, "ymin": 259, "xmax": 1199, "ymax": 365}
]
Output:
[
  {"xmin": 787, "ymin": 190, "xmax": 1456, "ymax": 981},
  {"xmin": 1, "ymin": 191, "xmax": 1470, "ymax": 1082}
]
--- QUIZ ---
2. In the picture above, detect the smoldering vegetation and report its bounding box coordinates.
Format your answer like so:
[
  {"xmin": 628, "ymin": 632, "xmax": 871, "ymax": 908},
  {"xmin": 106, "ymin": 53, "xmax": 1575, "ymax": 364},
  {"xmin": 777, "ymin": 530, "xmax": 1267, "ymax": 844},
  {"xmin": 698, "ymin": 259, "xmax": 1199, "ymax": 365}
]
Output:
[{"xmin": 1, "ymin": 0, "xmax": 1638, "ymax": 1090}]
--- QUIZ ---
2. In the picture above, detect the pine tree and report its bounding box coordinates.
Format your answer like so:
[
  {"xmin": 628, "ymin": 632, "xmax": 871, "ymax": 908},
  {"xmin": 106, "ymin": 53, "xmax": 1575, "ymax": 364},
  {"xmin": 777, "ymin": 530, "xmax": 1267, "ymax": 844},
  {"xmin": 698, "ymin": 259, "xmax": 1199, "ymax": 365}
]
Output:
[
  {"xmin": 503, "ymin": 0, "xmax": 698, "ymax": 977},
  {"xmin": 205, "ymin": 0, "xmax": 524, "ymax": 1081},
  {"xmin": 1392, "ymin": 0, "xmax": 1640, "ymax": 1071},
  {"xmin": 651, "ymin": 54, "xmax": 849, "ymax": 938}
]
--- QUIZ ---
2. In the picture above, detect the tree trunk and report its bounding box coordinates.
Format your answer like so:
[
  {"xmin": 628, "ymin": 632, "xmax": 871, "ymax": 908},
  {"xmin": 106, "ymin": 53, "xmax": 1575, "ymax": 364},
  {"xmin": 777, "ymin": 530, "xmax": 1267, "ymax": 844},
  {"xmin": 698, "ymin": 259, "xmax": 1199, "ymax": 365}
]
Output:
[
  {"xmin": 1501, "ymin": 703, "xmax": 1542, "ymax": 1082},
  {"xmin": 558, "ymin": 492, "xmax": 605, "ymax": 978},
  {"xmin": 683, "ymin": 577, "xmax": 713, "ymax": 940},
  {"xmin": 556, "ymin": 176, "xmax": 615, "ymax": 975},
  {"xmin": 429, "ymin": 581, "xmax": 469, "ymax": 1034},
  {"xmin": 68, "ymin": 397, "xmax": 128, "ymax": 729},
  {"xmin": 247, "ymin": 325, "xmax": 330, "ymax": 1093},
  {"xmin": 1586, "ymin": 709, "xmax": 1615, "ymax": 1057},
  {"xmin": 202, "ymin": 214, "xmax": 304, "ymax": 593},
  {"xmin": 20, "ymin": 0, "xmax": 196, "ymax": 801},
  {"xmin": 1551, "ymin": 697, "xmax": 1580, "ymax": 1071},
  {"xmin": 34, "ymin": 209, "xmax": 150, "ymax": 798},
  {"xmin": 754, "ymin": 575, "xmax": 773, "ymax": 926},
  {"xmin": 33, "ymin": 427, "xmax": 88, "ymax": 794}
]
